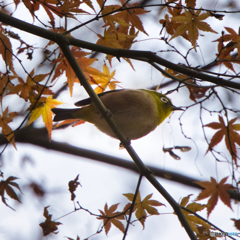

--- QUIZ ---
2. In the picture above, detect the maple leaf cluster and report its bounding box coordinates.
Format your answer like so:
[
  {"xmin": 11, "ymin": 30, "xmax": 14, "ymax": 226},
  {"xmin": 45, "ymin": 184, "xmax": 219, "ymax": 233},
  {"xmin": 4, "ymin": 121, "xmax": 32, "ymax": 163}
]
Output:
[
  {"xmin": 64, "ymin": 181, "xmax": 235, "ymax": 238},
  {"xmin": 52, "ymin": 47, "xmax": 120, "ymax": 96},
  {"xmin": 159, "ymin": 0, "xmax": 217, "ymax": 50},
  {"xmin": 1, "ymin": 0, "xmax": 151, "ymax": 144},
  {"xmin": 178, "ymin": 175, "xmax": 234, "ymax": 237},
  {"xmin": 179, "ymin": 194, "xmax": 211, "ymax": 237},
  {"xmin": 37, "ymin": 191, "xmax": 164, "ymax": 237},
  {"xmin": 1, "ymin": 0, "xmax": 144, "ymax": 146},
  {"xmin": 97, "ymin": 191, "xmax": 164, "ymax": 235},
  {"xmin": 96, "ymin": 0, "xmax": 148, "ymax": 66}
]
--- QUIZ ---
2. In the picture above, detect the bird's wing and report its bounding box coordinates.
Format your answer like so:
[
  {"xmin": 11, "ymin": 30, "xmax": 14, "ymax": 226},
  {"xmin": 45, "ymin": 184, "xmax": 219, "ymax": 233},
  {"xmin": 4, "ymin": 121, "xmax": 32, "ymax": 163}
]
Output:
[{"xmin": 74, "ymin": 89, "xmax": 123, "ymax": 106}]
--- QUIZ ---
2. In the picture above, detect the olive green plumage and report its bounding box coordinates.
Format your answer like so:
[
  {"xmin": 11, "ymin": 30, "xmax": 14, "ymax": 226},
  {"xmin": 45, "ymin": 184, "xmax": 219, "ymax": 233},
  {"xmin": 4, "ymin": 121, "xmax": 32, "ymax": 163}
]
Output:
[{"xmin": 52, "ymin": 89, "xmax": 182, "ymax": 140}]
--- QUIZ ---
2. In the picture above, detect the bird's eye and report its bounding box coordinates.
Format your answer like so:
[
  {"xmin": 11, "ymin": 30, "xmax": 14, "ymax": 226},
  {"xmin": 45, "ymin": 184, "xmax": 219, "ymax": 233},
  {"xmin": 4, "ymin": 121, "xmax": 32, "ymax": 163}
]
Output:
[{"xmin": 161, "ymin": 97, "xmax": 169, "ymax": 103}]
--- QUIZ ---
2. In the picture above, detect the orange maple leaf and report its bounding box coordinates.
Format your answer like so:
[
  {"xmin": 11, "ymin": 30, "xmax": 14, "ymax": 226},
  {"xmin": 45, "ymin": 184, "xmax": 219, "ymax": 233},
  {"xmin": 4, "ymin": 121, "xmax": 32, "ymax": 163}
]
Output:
[
  {"xmin": 113, "ymin": 1, "xmax": 149, "ymax": 35},
  {"xmin": 166, "ymin": 0, "xmax": 183, "ymax": 17},
  {"xmin": 100, "ymin": 1, "xmax": 148, "ymax": 35},
  {"xmin": 195, "ymin": 176, "xmax": 232, "ymax": 218},
  {"xmin": 205, "ymin": 115, "xmax": 240, "ymax": 164},
  {"xmin": 96, "ymin": 26, "xmax": 128, "ymax": 49},
  {"xmin": 22, "ymin": 0, "xmax": 83, "ymax": 26},
  {"xmin": 39, "ymin": 1, "xmax": 64, "ymax": 26},
  {"xmin": 27, "ymin": 96, "xmax": 63, "ymax": 139},
  {"xmin": 171, "ymin": 9, "xmax": 217, "ymax": 49},
  {"xmin": 217, "ymin": 27, "xmax": 240, "ymax": 56},
  {"xmin": 101, "ymin": 4, "xmax": 127, "ymax": 29},
  {"xmin": 185, "ymin": 0, "xmax": 196, "ymax": 8},
  {"xmin": 96, "ymin": 26, "xmax": 137, "ymax": 67},
  {"xmin": 52, "ymin": 47, "xmax": 99, "ymax": 96},
  {"xmin": 54, "ymin": 119, "xmax": 85, "ymax": 129},
  {"xmin": 160, "ymin": 14, "xmax": 182, "ymax": 36},
  {"xmin": 97, "ymin": 203, "xmax": 125, "ymax": 235},
  {"xmin": 123, "ymin": 192, "xmax": 164, "ymax": 228},
  {"xmin": 159, "ymin": 2, "xmax": 187, "ymax": 38},
  {"xmin": 82, "ymin": 0, "xmax": 95, "ymax": 12},
  {"xmin": 213, "ymin": 27, "xmax": 240, "ymax": 72},
  {"xmin": 59, "ymin": 0, "xmax": 90, "ymax": 16},
  {"xmin": 15, "ymin": 69, "xmax": 50, "ymax": 101},
  {"xmin": 96, "ymin": 2, "xmax": 143, "ymax": 67},
  {"xmin": 0, "ymin": 107, "xmax": 18, "ymax": 148},
  {"xmin": 0, "ymin": 73, "xmax": 18, "ymax": 100},
  {"xmin": 22, "ymin": 0, "xmax": 40, "ymax": 20},
  {"xmin": 217, "ymin": 49, "xmax": 237, "ymax": 73}
]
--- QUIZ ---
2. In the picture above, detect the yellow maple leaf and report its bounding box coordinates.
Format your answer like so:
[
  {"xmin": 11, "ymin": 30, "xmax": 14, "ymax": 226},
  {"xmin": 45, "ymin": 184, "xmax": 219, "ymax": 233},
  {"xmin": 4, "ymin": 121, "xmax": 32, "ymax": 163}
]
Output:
[
  {"xmin": 96, "ymin": 27, "xmax": 125, "ymax": 49},
  {"xmin": 171, "ymin": 9, "xmax": 217, "ymax": 49},
  {"xmin": 123, "ymin": 191, "xmax": 164, "ymax": 228},
  {"xmin": 179, "ymin": 194, "xmax": 210, "ymax": 235},
  {"xmin": 92, "ymin": 64, "xmax": 120, "ymax": 93},
  {"xmin": 27, "ymin": 96, "xmax": 63, "ymax": 139}
]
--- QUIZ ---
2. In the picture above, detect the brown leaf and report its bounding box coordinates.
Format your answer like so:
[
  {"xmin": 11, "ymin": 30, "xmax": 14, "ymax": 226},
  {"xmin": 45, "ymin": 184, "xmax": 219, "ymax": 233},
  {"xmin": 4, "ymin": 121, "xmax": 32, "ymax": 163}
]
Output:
[
  {"xmin": 0, "ymin": 176, "xmax": 22, "ymax": 210},
  {"xmin": 0, "ymin": 25, "xmax": 13, "ymax": 70},
  {"xmin": 205, "ymin": 115, "xmax": 240, "ymax": 164},
  {"xmin": 213, "ymin": 27, "xmax": 240, "ymax": 72},
  {"xmin": 108, "ymin": 2, "xmax": 149, "ymax": 35},
  {"xmin": 186, "ymin": 82, "xmax": 209, "ymax": 102},
  {"xmin": 179, "ymin": 194, "xmax": 210, "ymax": 235},
  {"xmin": 231, "ymin": 218, "xmax": 240, "ymax": 230},
  {"xmin": 68, "ymin": 174, "xmax": 82, "ymax": 201},
  {"xmin": 39, "ymin": 206, "xmax": 62, "ymax": 236},
  {"xmin": 195, "ymin": 177, "xmax": 232, "ymax": 217},
  {"xmin": 97, "ymin": 203, "xmax": 125, "ymax": 235},
  {"xmin": 52, "ymin": 47, "xmax": 99, "ymax": 96},
  {"xmin": 185, "ymin": 0, "xmax": 196, "ymax": 8},
  {"xmin": 171, "ymin": 9, "xmax": 217, "ymax": 49},
  {"xmin": 0, "ymin": 108, "xmax": 18, "ymax": 148}
]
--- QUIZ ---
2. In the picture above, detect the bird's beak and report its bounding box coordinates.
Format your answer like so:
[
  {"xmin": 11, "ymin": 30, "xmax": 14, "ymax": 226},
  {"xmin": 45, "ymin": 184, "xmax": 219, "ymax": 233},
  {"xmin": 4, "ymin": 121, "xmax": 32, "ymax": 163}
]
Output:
[{"xmin": 172, "ymin": 105, "xmax": 184, "ymax": 111}]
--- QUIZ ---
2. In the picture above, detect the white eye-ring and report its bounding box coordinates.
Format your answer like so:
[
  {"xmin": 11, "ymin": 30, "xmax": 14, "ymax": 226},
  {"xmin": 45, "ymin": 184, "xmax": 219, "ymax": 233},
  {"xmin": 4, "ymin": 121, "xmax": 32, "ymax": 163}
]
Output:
[{"xmin": 161, "ymin": 97, "xmax": 169, "ymax": 103}]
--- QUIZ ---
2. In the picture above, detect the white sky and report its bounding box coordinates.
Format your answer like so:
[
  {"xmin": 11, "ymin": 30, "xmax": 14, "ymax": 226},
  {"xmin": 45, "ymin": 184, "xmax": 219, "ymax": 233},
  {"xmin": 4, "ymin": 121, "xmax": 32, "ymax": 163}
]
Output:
[{"xmin": 1, "ymin": 0, "xmax": 240, "ymax": 240}]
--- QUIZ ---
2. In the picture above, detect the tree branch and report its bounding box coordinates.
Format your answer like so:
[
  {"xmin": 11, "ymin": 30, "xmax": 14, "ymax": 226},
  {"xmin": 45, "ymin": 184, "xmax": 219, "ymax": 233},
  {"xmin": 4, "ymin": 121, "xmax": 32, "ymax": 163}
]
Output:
[
  {"xmin": 0, "ymin": 127, "xmax": 239, "ymax": 201},
  {"xmin": 0, "ymin": 12, "xmax": 239, "ymax": 90}
]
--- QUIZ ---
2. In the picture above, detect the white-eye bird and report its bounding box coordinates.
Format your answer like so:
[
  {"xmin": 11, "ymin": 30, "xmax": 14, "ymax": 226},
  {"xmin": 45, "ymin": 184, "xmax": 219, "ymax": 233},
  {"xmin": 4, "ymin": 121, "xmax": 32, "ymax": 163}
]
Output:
[{"xmin": 52, "ymin": 89, "xmax": 183, "ymax": 140}]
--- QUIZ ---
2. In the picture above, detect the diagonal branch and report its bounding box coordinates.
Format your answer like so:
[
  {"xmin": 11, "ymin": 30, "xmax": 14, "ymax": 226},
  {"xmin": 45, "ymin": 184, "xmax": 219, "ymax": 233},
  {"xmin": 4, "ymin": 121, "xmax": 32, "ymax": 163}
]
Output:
[{"xmin": 57, "ymin": 40, "xmax": 196, "ymax": 239}]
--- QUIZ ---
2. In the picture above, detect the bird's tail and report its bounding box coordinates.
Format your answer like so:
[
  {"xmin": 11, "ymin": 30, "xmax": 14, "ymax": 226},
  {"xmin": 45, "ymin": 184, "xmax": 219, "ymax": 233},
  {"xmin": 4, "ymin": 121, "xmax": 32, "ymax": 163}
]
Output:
[{"xmin": 52, "ymin": 108, "xmax": 82, "ymax": 121}]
